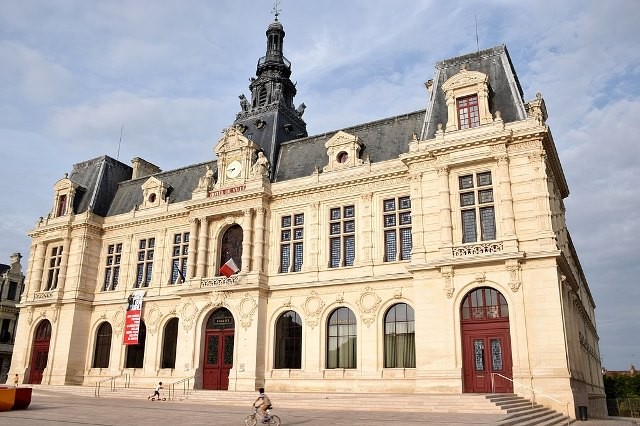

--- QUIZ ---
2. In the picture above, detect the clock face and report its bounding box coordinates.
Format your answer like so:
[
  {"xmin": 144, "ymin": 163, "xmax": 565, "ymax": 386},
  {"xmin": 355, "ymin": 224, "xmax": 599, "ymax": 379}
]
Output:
[{"xmin": 226, "ymin": 160, "xmax": 242, "ymax": 178}]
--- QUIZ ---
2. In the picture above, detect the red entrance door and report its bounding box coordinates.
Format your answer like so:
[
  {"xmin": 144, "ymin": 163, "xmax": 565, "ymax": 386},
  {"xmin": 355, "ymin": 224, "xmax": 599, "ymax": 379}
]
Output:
[
  {"xmin": 29, "ymin": 320, "xmax": 52, "ymax": 384},
  {"xmin": 202, "ymin": 308, "xmax": 235, "ymax": 390},
  {"xmin": 461, "ymin": 287, "xmax": 513, "ymax": 393}
]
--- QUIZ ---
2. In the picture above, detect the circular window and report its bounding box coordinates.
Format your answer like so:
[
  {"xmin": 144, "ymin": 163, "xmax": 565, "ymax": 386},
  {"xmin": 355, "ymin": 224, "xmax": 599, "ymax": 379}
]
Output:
[
  {"xmin": 337, "ymin": 151, "xmax": 349, "ymax": 164},
  {"xmin": 148, "ymin": 193, "xmax": 156, "ymax": 203}
]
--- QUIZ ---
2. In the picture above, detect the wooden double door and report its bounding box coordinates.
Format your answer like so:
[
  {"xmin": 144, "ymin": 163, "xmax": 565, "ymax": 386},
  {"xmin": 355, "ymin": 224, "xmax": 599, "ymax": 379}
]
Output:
[
  {"xmin": 202, "ymin": 309, "xmax": 235, "ymax": 390},
  {"xmin": 462, "ymin": 323, "xmax": 513, "ymax": 393}
]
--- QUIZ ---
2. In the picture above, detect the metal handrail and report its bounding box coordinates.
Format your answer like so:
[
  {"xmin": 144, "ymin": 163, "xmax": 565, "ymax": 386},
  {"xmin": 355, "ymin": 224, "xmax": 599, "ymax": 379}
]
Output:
[
  {"xmin": 94, "ymin": 374, "xmax": 130, "ymax": 397},
  {"xmin": 168, "ymin": 376, "xmax": 195, "ymax": 401},
  {"xmin": 491, "ymin": 373, "xmax": 570, "ymax": 425}
]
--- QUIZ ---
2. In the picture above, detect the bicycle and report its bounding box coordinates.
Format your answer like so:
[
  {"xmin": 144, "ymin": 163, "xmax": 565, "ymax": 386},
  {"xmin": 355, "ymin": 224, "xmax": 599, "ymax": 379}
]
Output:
[{"xmin": 244, "ymin": 405, "xmax": 281, "ymax": 425}]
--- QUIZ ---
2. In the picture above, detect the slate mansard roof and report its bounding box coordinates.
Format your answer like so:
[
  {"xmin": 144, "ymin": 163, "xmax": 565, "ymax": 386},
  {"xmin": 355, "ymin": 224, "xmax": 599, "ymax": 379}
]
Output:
[
  {"xmin": 422, "ymin": 45, "xmax": 526, "ymax": 139},
  {"xmin": 64, "ymin": 44, "xmax": 526, "ymax": 218}
]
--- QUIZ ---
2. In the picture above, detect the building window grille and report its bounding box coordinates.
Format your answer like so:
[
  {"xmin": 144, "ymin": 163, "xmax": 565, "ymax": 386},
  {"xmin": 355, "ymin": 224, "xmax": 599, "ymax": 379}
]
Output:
[
  {"xmin": 279, "ymin": 214, "xmax": 304, "ymax": 273},
  {"xmin": 327, "ymin": 307, "xmax": 357, "ymax": 369},
  {"xmin": 103, "ymin": 243, "xmax": 122, "ymax": 291},
  {"xmin": 329, "ymin": 206, "xmax": 355, "ymax": 268},
  {"xmin": 383, "ymin": 196, "xmax": 412, "ymax": 262},
  {"xmin": 46, "ymin": 245, "xmax": 63, "ymax": 290},
  {"xmin": 274, "ymin": 310, "xmax": 302, "ymax": 369},
  {"xmin": 461, "ymin": 287, "xmax": 509, "ymax": 321},
  {"xmin": 136, "ymin": 238, "xmax": 155, "ymax": 288},
  {"xmin": 171, "ymin": 232, "xmax": 189, "ymax": 284},
  {"xmin": 384, "ymin": 303, "xmax": 416, "ymax": 368},
  {"xmin": 457, "ymin": 95, "xmax": 480, "ymax": 129},
  {"xmin": 459, "ymin": 172, "xmax": 496, "ymax": 243}
]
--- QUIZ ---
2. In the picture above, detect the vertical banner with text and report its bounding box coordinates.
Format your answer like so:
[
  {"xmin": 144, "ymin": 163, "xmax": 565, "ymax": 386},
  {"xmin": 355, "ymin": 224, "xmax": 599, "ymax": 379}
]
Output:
[{"xmin": 123, "ymin": 290, "xmax": 146, "ymax": 345}]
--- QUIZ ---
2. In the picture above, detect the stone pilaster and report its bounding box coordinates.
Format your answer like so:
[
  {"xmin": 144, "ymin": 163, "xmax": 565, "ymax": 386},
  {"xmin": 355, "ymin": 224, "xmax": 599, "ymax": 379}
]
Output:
[
  {"xmin": 242, "ymin": 209, "xmax": 253, "ymax": 272},
  {"xmin": 196, "ymin": 217, "xmax": 209, "ymax": 277}
]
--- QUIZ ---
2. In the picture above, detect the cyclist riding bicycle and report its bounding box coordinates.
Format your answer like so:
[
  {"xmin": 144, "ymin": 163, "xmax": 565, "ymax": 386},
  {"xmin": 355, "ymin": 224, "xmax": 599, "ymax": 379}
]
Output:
[{"xmin": 253, "ymin": 387, "xmax": 272, "ymax": 423}]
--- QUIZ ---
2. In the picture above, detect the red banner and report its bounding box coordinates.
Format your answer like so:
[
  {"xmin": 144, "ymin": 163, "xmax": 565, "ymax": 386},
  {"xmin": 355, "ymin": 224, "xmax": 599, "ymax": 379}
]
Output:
[{"xmin": 123, "ymin": 290, "xmax": 145, "ymax": 345}]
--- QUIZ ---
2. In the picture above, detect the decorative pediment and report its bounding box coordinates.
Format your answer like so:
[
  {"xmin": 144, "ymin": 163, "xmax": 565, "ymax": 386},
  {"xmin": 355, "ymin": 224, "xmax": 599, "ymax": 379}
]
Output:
[
  {"xmin": 51, "ymin": 173, "xmax": 83, "ymax": 217},
  {"xmin": 140, "ymin": 176, "xmax": 170, "ymax": 209},
  {"xmin": 213, "ymin": 124, "xmax": 261, "ymax": 187},
  {"xmin": 323, "ymin": 131, "xmax": 364, "ymax": 172},
  {"xmin": 442, "ymin": 69, "xmax": 488, "ymax": 92}
]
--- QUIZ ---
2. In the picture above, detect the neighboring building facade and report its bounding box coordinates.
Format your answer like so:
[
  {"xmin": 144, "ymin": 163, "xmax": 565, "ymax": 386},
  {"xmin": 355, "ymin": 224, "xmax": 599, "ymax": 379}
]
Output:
[
  {"xmin": 9, "ymin": 17, "xmax": 605, "ymax": 418},
  {"xmin": 0, "ymin": 253, "xmax": 23, "ymax": 383}
]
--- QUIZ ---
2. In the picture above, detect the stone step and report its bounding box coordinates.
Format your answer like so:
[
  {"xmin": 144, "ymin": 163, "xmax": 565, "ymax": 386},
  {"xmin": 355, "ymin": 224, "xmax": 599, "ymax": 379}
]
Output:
[{"xmin": 32, "ymin": 385, "xmax": 507, "ymax": 413}]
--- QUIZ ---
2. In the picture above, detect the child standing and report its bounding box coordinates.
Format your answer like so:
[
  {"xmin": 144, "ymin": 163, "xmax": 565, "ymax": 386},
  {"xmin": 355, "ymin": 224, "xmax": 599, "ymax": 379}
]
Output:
[
  {"xmin": 148, "ymin": 381, "xmax": 162, "ymax": 400},
  {"xmin": 13, "ymin": 374, "xmax": 19, "ymax": 387}
]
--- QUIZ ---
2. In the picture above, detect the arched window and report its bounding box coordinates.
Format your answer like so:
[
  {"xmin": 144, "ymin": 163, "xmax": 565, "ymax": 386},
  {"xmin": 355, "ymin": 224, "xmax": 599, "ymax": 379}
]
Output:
[
  {"xmin": 125, "ymin": 320, "xmax": 146, "ymax": 368},
  {"xmin": 384, "ymin": 303, "xmax": 415, "ymax": 368},
  {"xmin": 35, "ymin": 320, "xmax": 52, "ymax": 341},
  {"xmin": 219, "ymin": 225, "xmax": 243, "ymax": 274},
  {"xmin": 93, "ymin": 322, "xmax": 112, "ymax": 368},
  {"xmin": 326, "ymin": 307, "xmax": 356, "ymax": 369},
  {"xmin": 274, "ymin": 310, "xmax": 302, "ymax": 369},
  {"xmin": 161, "ymin": 318, "xmax": 179, "ymax": 369},
  {"xmin": 461, "ymin": 287, "xmax": 509, "ymax": 321}
]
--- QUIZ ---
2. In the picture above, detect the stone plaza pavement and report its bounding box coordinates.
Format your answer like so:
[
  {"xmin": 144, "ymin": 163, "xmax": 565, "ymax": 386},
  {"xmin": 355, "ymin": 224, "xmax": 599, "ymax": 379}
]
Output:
[{"xmin": 0, "ymin": 388, "xmax": 638, "ymax": 425}]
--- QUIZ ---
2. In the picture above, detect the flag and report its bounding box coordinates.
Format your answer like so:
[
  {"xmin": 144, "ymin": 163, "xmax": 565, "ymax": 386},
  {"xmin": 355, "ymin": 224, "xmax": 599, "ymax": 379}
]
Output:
[
  {"xmin": 174, "ymin": 264, "xmax": 186, "ymax": 284},
  {"xmin": 219, "ymin": 257, "xmax": 239, "ymax": 277}
]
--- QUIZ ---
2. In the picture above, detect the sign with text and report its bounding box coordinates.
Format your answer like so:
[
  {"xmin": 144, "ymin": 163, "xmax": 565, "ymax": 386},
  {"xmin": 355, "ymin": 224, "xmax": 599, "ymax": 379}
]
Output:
[
  {"xmin": 123, "ymin": 290, "xmax": 146, "ymax": 345},
  {"xmin": 209, "ymin": 185, "xmax": 245, "ymax": 197}
]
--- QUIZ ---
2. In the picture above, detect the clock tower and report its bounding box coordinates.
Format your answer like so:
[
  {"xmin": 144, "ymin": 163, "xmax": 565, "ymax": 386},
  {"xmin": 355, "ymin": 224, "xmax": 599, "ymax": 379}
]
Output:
[{"xmin": 233, "ymin": 15, "xmax": 308, "ymax": 179}]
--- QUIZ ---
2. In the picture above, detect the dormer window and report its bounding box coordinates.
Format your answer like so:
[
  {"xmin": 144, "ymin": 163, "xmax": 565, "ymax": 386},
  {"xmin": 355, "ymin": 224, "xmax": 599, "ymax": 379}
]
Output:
[
  {"xmin": 442, "ymin": 68, "xmax": 493, "ymax": 131},
  {"xmin": 457, "ymin": 95, "xmax": 480, "ymax": 129},
  {"xmin": 52, "ymin": 174, "xmax": 82, "ymax": 218}
]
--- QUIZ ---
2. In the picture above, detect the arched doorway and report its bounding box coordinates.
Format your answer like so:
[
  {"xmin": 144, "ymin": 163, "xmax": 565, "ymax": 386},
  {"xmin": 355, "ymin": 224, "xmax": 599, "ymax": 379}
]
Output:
[
  {"xmin": 29, "ymin": 320, "xmax": 52, "ymax": 384},
  {"xmin": 460, "ymin": 287, "xmax": 513, "ymax": 393},
  {"xmin": 203, "ymin": 308, "xmax": 234, "ymax": 390}
]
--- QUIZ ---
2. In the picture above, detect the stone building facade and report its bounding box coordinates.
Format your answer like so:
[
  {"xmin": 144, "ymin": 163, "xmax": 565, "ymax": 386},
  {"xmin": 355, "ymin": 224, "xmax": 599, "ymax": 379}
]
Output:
[
  {"xmin": 9, "ymin": 17, "xmax": 605, "ymax": 418},
  {"xmin": 0, "ymin": 253, "xmax": 23, "ymax": 383}
]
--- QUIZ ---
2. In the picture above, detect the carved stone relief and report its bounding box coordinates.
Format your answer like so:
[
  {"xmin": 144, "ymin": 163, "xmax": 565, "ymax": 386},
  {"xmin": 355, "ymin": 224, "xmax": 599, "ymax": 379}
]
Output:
[
  {"xmin": 181, "ymin": 298, "xmax": 200, "ymax": 332},
  {"xmin": 237, "ymin": 292, "xmax": 259, "ymax": 330},
  {"xmin": 506, "ymin": 259, "xmax": 522, "ymax": 292},
  {"xmin": 113, "ymin": 307, "xmax": 125, "ymax": 337},
  {"xmin": 146, "ymin": 305, "xmax": 163, "ymax": 336},
  {"xmin": 303, "ymin": 291, "xmax": 325, "ymax": 329},
  {"xmin": 356, "ymin": 286, "xmax": 382, "ymax": 328},
  {"xmin": 441, "ymin": 265, "xmax": 455, "ymax": 299}
]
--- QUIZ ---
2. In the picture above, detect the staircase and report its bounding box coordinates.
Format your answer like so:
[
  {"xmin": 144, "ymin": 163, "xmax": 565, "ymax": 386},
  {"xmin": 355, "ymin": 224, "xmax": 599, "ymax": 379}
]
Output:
[
  {"xmin": 490, "ymin": 394, "xmax": 573, "ymax": 425},
  {"xmin": 31, "ymin": 385, "xmax": 573, "ymax": 423}
]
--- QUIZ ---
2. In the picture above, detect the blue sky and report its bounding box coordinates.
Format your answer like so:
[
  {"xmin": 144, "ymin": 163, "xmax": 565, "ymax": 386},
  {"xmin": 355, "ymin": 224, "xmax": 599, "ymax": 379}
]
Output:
[{"xmin": 1, "ymin": 0, "xmax": 639, "ymax": 371}]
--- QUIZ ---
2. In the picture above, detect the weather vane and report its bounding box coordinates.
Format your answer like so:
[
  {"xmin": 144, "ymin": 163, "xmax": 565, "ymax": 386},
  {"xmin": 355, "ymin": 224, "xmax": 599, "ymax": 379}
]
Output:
[{"xmin": 272, "ymin": 0, "xmax": 281, "ymax": 21}]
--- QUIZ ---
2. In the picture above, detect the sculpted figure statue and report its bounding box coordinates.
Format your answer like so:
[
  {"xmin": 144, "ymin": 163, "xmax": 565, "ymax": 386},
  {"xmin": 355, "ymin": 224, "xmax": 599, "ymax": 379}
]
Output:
[
  {"xmin": 295, "ymin": 102, "xmax": 306, "ymax": 117},
  {"xmin": 198, "ymin": 165, "xmax": 215, "ymax": 189},
  {"xmin": 239, "ymin": 94, "xmax": 250, "ymax": 112},
  {"xmin": 251, "ymin": 151, "xmax": 270, "ymax": 177}
]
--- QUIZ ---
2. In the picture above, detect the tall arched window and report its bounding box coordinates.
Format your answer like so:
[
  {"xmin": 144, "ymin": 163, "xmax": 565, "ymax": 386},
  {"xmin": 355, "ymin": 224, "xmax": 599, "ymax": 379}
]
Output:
[
  {"xmin": 219, "ymin": 225, "xmax": 243, "ymax": 274},
  {"xmin": 461, "ymin": 287, "xmax": 509, "ymax": 321},
  {"xmin": 327, "ymin": 307, "xmax": 357, "ymax": 369},
  {"xmin": 274, "ymin": 310, "xmax": 302, "ymax": 369},
  {"xmin": 125, "ymin": 320, "xmax": 146, "ymax": 369},
  {"xmin": 384, "ymin": 303, "xmax": 415, "ymax": 368},
  {"xmin": 161, "ymin": 318, "xmax": 179, "ymax": 369},
  {"xmin": 93, "ymin": 322, "xmax": 112, "ymax": 368}
]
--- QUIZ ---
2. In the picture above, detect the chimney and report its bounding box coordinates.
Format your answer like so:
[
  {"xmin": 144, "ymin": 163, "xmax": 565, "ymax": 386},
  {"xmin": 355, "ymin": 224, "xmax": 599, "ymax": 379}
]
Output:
[{"xmin": 131, "ymin": 157, "xmax": 161, "ymax": 179}]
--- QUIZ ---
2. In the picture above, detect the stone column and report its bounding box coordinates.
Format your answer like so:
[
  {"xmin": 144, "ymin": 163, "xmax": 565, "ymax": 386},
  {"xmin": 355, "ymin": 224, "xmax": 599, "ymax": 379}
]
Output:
[
  {"xmin": 196, "ymin": 217, "xmax": 209, "ymax": 277},
  {"xmin": 186, "ymin": 218, "xmax": 199, "ymax": 279},
  {"xmin": 306, "ymin": 202, "xmax": 320, "ymax": 271},
  {"xmin": 438, "ymin": 166, "xmax": 453, "ymax": 247},
  {"xmin": 54, "ymin": 236, "xmax": 71, "ymax": 291},
  {"xmin": 409, "ymin": 172, "xmax": 426, "ymax": 262},
  {"xmin": 359, "ymin": 193, "xmax": 373, "ymax": 264},
  {"xmin": 242, "ymin": 209, "xmax": 253, "ymax": 272},
  {"xmin": 30, "ymin": 242, "xmax": 47, "ymax": 294},
  {"xmin": 253, "ymin": 208, "xmax": 266, "ymax": 272},
  {"xmin": 496, "ymin": 155, "xmax": 516, "ymax": 236}
]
